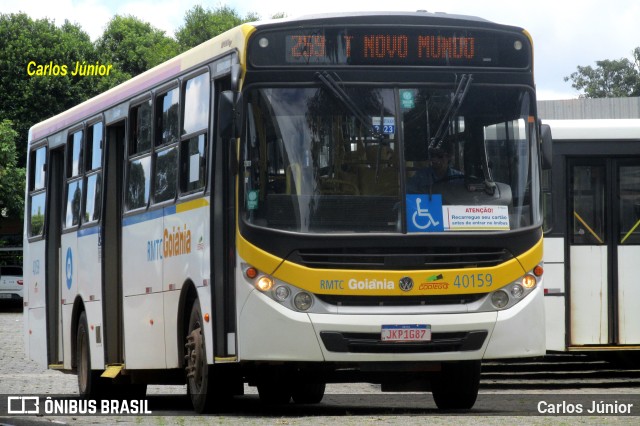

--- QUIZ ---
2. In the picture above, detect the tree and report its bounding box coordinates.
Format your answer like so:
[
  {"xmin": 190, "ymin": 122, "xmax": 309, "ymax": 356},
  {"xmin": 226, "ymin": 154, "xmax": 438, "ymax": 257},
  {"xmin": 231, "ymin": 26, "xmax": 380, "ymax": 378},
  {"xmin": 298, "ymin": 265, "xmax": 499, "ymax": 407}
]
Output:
[
  {"xmin": 0, "ymin": 13, "xmax": 103, "ymax": 163},
  {"xmin": 176, "ymin": 5, "xmax": 258, "ymax": 50},
  {"xmin": 565, "ymin": 48, "xmax": 640, "ymax": 98},
  {"xmin": 0, "ymin": 120, "xmax": 25, "ymax": 220},
  {"xmin": 96, "ymin": 15, "xmax": 180, "ymax": 79}
]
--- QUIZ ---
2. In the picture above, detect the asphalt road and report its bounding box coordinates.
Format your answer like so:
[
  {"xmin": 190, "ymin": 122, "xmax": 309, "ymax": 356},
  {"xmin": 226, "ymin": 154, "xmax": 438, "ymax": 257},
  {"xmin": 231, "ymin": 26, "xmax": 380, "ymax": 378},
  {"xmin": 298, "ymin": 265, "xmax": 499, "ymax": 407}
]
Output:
[{"xmin": 1, "ymin": 300, "xmax": 639, "ymax": 425}]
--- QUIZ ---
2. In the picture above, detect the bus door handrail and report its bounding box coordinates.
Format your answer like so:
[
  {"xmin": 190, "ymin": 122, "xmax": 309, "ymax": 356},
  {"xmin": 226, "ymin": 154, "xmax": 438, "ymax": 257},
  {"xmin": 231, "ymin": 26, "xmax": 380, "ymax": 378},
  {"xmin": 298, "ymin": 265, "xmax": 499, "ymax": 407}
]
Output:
[
  {"xmin": 621, "ymin": 218, "xmax": 640, "ymax": 244},
  {"xmin": 573, "ymin": 210, "xmax": 604, "ymax": 244}
]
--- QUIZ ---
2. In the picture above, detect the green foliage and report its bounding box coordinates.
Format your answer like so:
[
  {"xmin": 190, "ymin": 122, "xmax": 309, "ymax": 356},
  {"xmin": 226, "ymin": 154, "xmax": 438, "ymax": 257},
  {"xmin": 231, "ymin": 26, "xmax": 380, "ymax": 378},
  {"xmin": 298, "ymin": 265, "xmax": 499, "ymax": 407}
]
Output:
[
  {"xmin": 176, "ymin": 5, "xmax": 258, "ymax": 50},
  {"xmin": 95, "ymin": 15, "xmax": 180, "ymax": 78},
  {"xmin": 0, "ymin": 13, "xmax": 100, "ymax": 162},
  {"xmin": 565, "ymin": 48, "xmax": 640, "ymax": 98},
  {"xmin": 0, "ymin": 120, "xmax": 25, "ymax": 220}
]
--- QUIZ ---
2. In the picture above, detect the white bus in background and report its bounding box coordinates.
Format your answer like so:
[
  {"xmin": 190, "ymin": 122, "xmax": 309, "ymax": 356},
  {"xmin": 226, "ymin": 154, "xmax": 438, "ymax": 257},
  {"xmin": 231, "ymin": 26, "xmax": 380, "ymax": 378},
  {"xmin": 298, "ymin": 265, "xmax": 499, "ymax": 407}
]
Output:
[{"xmin": 542, "ymin": 119, "xmax": 640, "ymax": 359}]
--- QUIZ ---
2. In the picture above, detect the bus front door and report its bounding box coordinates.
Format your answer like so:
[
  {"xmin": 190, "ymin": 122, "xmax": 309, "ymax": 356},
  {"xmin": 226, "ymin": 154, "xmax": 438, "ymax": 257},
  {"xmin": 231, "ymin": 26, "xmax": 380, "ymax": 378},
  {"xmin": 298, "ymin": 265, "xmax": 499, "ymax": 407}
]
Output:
[{"xmin": 568, "ymin": 158, "xmax": 640, "ymax": 346}]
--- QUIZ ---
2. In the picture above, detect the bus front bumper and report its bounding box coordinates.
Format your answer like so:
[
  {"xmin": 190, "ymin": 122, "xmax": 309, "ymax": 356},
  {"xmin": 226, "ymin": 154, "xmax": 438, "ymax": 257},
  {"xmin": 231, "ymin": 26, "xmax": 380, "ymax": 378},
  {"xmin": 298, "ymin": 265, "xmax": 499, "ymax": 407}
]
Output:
[{"xmin": 237, "ymin": 285, "xmax": 545, "ymax": 362}]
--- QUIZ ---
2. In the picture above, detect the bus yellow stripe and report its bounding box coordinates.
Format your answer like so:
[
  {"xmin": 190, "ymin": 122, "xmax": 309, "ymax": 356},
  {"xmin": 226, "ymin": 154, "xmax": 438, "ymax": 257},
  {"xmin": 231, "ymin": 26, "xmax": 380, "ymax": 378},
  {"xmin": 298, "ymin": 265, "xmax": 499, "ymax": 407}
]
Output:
[{"xmin": 176, "ymin": 198, "xmax": 209, "ymax": 213}]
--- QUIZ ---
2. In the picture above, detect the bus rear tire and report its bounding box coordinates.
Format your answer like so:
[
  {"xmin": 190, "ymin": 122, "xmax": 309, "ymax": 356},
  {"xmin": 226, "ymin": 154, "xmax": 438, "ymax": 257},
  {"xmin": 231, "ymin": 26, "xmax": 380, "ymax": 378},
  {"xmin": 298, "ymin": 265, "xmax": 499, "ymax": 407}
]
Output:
[
  {"xmin": 185, "ymin": 299, "xmax": 215, "ymax": 413},
  {"xmin": 77, "ymin": 311, "xmax": 109, "ymax": 398},
  {"xmin": 431, "ymin": 360, "xmax": 481, "ymax": 410}
]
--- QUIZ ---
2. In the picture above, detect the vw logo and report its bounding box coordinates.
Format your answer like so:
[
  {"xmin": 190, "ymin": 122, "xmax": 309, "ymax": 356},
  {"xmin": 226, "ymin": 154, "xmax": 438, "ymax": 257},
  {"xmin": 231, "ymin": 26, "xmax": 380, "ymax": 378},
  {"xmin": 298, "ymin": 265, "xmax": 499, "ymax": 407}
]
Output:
[{"xmin": 399, "ymin": 276, "xmax": 414, "ymax": 292}]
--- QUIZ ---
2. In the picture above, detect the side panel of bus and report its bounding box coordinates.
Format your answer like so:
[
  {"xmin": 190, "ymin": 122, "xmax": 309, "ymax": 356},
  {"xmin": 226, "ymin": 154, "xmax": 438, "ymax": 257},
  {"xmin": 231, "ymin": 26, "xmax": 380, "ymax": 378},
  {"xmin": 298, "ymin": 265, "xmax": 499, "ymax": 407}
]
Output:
[
  {"xmin": 122, "ymin": 210, "xmax": 166, "ymax": 368},
  {"xmin": 542, "ymin": 237, "xmax": 566, "ymax": 351},
  {"xmin": 24, "ymin": 240, "xmax": 47, "ymax": 366},
  {"xmin": 543, "ymin": 122, "xmax": 640, "ymax": 351}
]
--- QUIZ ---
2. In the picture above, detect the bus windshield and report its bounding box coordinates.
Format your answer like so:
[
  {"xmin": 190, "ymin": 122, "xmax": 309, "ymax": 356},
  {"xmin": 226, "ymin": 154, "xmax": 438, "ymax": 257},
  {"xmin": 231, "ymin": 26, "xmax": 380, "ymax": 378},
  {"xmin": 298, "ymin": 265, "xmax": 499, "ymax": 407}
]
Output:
[{"xmin": 242, "ymin": 84, "xmax": 538, "ymax": 234}]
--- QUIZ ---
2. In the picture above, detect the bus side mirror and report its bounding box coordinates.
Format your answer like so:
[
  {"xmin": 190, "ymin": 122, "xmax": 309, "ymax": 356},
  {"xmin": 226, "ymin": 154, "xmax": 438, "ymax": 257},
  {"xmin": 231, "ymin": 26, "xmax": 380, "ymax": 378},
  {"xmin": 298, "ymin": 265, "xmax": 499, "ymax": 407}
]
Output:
[
  {"xmin": 219, "ymin": 90, "xmax": 238, "ymax": 141},
  {"xmin": 540, "ymin": 123, "xmax": 552, "ymax": 170}
]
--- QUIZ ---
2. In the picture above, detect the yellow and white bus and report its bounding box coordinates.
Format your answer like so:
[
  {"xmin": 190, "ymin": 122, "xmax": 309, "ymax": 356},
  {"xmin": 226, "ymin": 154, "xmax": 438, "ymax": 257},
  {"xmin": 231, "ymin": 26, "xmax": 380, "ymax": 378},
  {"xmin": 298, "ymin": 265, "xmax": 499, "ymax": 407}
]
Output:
[
  {"xmin": 24, "ymin": 12, "xmax": 546, "ymax": 412},
  {"xmin": 542, "ymin": 119, "xmax": 640, "ymax": 359}
]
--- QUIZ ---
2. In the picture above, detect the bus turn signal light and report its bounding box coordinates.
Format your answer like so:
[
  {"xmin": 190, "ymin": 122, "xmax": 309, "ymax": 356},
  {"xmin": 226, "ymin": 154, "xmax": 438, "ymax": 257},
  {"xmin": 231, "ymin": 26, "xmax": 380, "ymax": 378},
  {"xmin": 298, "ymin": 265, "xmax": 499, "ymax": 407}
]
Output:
[
  {"xmin": 533, "ymin": 265, "xmax": 544, "ymax": 277},
  {"xmin": 246, "ymin": 267, "xmax": 258, "ymax": 279}
]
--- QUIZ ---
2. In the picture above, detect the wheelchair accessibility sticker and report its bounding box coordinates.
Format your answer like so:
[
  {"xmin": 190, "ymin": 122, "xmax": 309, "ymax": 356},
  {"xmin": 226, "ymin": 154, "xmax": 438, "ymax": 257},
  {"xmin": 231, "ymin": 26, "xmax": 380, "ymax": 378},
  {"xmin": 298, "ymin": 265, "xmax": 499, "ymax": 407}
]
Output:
[{"xmin": 406, "ymin": 194, "xmax": 444, "ymax": 232}]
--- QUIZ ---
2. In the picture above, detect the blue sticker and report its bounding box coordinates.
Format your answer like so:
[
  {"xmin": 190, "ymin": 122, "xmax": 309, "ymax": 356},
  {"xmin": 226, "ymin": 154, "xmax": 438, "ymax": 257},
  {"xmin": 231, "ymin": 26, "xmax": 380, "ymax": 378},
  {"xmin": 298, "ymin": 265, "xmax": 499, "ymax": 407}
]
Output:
[
  {"xmin": 65, "ymin": 247, "xmax": 73, "ymax": 289},
  {"xmin": 406, "ymin": 194, "xmax": 444, "ymax": 232}
]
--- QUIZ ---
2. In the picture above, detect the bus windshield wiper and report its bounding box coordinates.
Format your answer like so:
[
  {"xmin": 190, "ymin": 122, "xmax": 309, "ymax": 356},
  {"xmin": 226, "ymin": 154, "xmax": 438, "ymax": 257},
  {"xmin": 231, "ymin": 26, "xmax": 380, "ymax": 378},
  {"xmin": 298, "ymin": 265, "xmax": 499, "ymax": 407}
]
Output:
[
  {"xmin": 317, "ymin": 71, "xmax": 388, "ymax": 180},
  {"xmin": 428, "ymin": 74, "xmax": 473, "ymax": 151},
  {"xmin": 316, "ymin": 71, "xmax": 379, "ymax": 137}
]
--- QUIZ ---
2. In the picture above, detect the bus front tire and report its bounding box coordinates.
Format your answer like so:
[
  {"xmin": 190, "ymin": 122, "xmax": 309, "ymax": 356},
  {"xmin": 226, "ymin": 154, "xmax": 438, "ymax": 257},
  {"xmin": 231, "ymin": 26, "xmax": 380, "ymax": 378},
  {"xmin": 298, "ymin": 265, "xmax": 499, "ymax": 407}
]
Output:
[{"xmin": 431, "ymin": 360, "xmax": 481, "ymax": 410}]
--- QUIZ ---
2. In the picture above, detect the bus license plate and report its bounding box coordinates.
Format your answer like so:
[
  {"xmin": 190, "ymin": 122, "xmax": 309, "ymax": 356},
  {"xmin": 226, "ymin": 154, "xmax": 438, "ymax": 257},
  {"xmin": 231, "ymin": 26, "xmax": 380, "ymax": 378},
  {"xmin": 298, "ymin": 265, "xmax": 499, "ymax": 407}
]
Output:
[{"xmin": 381, "ymin": 324, "xmax": 431, "ymax": 342}]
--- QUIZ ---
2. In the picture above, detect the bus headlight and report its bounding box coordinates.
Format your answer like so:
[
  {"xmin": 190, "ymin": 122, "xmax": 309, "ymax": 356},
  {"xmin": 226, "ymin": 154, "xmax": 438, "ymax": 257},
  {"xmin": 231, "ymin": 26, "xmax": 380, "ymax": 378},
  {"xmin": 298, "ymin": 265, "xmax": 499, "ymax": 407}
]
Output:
[
  {"xmin": 484, "ymin": 264, "xmax": 542, "ymax": 311},
  {"xmin": 274, "ymin": 285, "xmax": 290, "ymax": 301},
  {"xmin": 256, "ymin": 276, "xmax": 274, "ymax": 291},
  {"xmin": 522, "ymin": 274, "xmax": 536, "ymax": 289},
  {"xmin": 510, "ymin": 283, "xmax": 524, "ymax": 298},
  {"xmin": 293, "ymin": 292, "xmax": 313, "ymax": 311},
  {"xmin": 491, "ymin": 290, "xmax": 509, "ymax": 309},
  {"xmin": 243, "ymin": 264, "xmax": 320, "ymax": 312}
]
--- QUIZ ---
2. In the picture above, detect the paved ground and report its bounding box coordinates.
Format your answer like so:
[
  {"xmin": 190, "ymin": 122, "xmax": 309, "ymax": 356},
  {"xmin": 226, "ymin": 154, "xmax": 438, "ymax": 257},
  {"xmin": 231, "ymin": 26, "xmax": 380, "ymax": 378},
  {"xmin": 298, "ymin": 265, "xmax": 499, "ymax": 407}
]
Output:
[{"xmin": 2, "ymin": 301, "xmax": 639, "ymax": 425}]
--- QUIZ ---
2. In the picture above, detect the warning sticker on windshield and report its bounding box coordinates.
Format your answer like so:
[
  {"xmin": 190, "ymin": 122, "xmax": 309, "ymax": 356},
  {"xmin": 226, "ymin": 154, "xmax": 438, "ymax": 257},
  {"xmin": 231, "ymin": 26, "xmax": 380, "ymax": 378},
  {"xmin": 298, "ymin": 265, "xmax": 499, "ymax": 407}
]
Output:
[{"xmin": 443, "ymin": 205, "xmax": 510, "ymax": 231}]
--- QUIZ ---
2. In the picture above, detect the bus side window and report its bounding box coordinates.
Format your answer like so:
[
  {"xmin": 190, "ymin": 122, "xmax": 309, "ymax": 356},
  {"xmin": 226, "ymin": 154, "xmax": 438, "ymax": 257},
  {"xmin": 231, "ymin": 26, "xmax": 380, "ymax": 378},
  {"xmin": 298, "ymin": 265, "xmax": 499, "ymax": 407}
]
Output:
[
  {"xmin": 28, "ymin": 146, "xmax": 47, "ymax": 237},
  {"xmin": 154, "ymin": 88, "xmax": 179, "ymax": 203},
  {"xmin": 64, "ymin": 130, "xmax": 83, "ymax": 228},
  {"xmin": 126, "ymin": 101, "xmax": 153, "ymax": 211},
  {"xmin": 130, "ymin": 100, "xmax": 152, "ymax": 155},
  {"xmin": 84, "ymin": 122, "xmax": 103, "ymax": 223},
  {"xmin": 180, "ymin": 72, "xmax": 209, "ymax": 194}
]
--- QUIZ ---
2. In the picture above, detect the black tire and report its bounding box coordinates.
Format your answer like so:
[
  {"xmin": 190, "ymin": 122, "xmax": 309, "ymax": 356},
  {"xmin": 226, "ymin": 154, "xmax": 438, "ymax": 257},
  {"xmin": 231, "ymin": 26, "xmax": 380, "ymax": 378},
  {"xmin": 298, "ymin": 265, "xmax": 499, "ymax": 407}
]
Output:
[
  {"xmin": 431, "ymin": 360, "xmax": 481, "ymax": 410},
  {"xmin": 291, "ymin": 382, "xmax": 325, "ymax": 404},
  {"xmin": 77, "ymin": 311, "xmax": 108, "ymax": 398},
  {"xmin": 185, "ymin": 299, "xmax": 215, "ymax": 413}
]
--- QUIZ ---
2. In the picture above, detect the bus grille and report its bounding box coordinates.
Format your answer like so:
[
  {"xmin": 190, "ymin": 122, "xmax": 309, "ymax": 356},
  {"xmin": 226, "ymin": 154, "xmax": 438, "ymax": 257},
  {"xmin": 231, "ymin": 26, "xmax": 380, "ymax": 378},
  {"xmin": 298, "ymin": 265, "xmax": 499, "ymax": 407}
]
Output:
[
  {"xmin": 316, "ymin": 294, "xmax": 485, "ymax": 307},
  {"xmin": 290, "ymin": 247, "xmax": 512, "ymax": 270},
  {"xmin": 320, "ymin": 330, "xmax": 488, "ymax": 353}
]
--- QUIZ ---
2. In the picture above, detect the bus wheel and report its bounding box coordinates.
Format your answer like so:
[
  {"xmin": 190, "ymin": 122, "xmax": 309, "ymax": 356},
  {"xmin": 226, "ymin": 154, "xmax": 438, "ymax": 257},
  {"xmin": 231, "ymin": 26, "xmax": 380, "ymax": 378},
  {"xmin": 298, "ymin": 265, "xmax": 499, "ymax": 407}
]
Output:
[
  {"xmin": 431, "ymin": 360, "xmax": 481, "ymax": 410},
  {"xmin": 77, "ymin": 311, "xmax": 108, "ymax": 398},
  {"xmin": 291, "ymin": 382, "xmax": 326, "ymax": 404},
  {"xmin": 185, "ymin": 299, "xmax": 214, "ymax": 413}
]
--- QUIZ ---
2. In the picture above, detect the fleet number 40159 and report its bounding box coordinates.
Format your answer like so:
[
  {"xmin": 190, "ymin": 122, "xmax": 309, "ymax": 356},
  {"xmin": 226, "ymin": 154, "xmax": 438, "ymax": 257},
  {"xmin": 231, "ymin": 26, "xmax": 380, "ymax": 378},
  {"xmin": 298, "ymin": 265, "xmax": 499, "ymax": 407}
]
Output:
[{"xmin": 453, "ymin": 273, "xmax": 493, "ymax": 288}]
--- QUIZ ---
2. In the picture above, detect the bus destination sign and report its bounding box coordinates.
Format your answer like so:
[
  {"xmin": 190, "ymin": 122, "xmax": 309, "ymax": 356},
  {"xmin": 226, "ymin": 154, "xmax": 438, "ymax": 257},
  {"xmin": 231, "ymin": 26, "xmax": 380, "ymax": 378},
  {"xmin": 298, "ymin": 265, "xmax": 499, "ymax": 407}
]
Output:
[{"xmin": 250, "ymin": 27, "xmax": 529, "ymax": 68}]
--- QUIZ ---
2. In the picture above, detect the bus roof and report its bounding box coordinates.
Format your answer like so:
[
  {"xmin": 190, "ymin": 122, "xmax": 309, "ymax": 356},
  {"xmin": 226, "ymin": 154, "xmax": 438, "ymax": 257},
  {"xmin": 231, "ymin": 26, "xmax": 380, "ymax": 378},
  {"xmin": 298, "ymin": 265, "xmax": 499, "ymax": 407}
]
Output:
[
  {"xmin": 544, "ymin": 119, "xmax": 640, "ymax": 140},
  {"xmin": 254, "ymin": 11, "xmax": 494, "ymax": 26}
]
